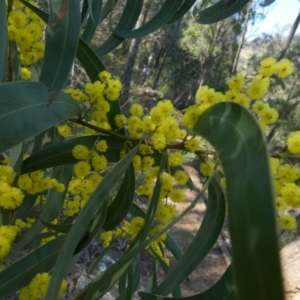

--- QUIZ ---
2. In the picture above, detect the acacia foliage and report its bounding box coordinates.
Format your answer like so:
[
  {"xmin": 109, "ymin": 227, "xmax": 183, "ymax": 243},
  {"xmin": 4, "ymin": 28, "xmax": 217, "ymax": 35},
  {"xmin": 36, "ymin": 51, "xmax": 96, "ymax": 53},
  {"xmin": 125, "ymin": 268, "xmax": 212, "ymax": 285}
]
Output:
[{"xmin": 0, "ymin": 0, "xmax": 290, "ymax": 299}]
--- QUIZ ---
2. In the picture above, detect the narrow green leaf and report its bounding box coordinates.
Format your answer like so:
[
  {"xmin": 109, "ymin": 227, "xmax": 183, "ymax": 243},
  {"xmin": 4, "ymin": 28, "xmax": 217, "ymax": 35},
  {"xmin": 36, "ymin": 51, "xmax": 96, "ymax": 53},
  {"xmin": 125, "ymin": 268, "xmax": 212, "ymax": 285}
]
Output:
[
  {"xmin": 194, "ymin": 102, "xmax": 284, "ymax": 299},
  {"xmin": 116, "ymin": 264, "xmax": 135, "ymax": 300},
  {"xmin": 114, "ymin": 0, "xmax": 184, "ymax": 39},
  {"xmin": 164, "ymin": 233, "xmax": 183, "ymax": 261},
  {"xmin": 12, "ymin": 194, "xmax": 36, "ymax": 222},
  {"xmin": 138, "ymin": 265, "xmax": 235, "ymax": 300},
  {"xmin": 151, "ymin": 260, "xmax": 158, "ymax": 291},
  {"xmin": 193, "ymin": 0, "xmax": 251, "ymax": 24},
  {"xmin": 133, "ymin": 255, "xmax": 141, "ymax": 291},
  {"xmin": 95, "ymin": 0, "xmax": 143, "ymax": 56},
  {"xmin": 81, "ymin": 0, "xmax": 89, "ymax": 23},
  {"xmin": 87, "ymin": 0, "xmax": 95, "ymax": 22},
  {"xmin": 118, "ymin": 271, "xmax": 127, "ymax": 295},
  {"xmin": 88, "ymin": 244, "xmax": 112, "ymax": 274},
  {"xmin": 45, "ymin": 145, "xmax": 139, "ymax": 300},
  {"xmin": 137, "ymin": 154, "xmax": 167, "ymax": 243},
  {"xmin": 167, "ymin": 0, "xmax": 197, "ymax": 24},
  {"xmin": 171, "ymin": 230, "xmax": 194, "ymax": 240},
  {"xmin": 0, "ymin": 82, "xmax": 81, "ymax": 153},
  {"xmin": 129, "ymin": 203, "xmax": 146, "ymax": 218},
  {"xmin": 40, "ymin": 0, "xmax": 81, "ymax": 93},
  {"xmin": 0, "ymin": 0, "xmax": 8, "ymax": 83},
  {"xmin": 98, "ymin": 0, "xmax": 119, "ymax": 24},
  {"xmin": 152, "ymin": 178, "xmax": 225, "ymax": 295},
  {"xmin": 21, "ymin": 135, "xmax": 123, "ymax": 174},
  {"xmin": 151, "ymin": 251, "xmax": 182, "ymax": 298},
  {"xmin": 75, "ymin": 172, "xmax": 213, "ymax": 300},
  {"xmin": 19, "ymin": 0, "xmax": 48, "ymax": 22},
  {"xmin": 0, "ymin": 235, "xmax": 66, "ymax": 299},
  {"xmin": 11, "ymin": 42, "xmax": 21, "ymax": 81},
  {"xmin": 9, "ymin": 143, "xmax": 24, "ymax": 183},
  {"xmin": 74, "ymin": 200, "xmax": 108, "ymax": 254},
  {"xmin": 76, "ymin": 38, "xmax": 106, "ymax": 80},
  {"xmin": 39, "ymin": 218, "xmax": 73, "ymax": 233},
  {"xmin": 81, "ymin": 0, "xmax": 102, "ymax": 43},
  {"xmin": 103, "ymin": 163, "xmax": 135, "ymax": 230}
]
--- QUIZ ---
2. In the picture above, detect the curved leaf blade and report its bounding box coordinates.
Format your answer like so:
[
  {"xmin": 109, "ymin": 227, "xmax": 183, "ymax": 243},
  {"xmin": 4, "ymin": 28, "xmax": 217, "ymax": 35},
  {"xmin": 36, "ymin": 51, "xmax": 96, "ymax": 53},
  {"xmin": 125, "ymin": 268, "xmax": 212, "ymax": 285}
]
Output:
[
  {"xmin": 21, "ymin": 136, "xmax": 123, "ymax": 174},
  {"xmin": 81, "ymin": 0, "xmax": 102, "ymax": 43},
  {"xmin": 95, "ymin": 0, "xmax": 144, "ymax": 56},
  {"xmin": 194, "ymin": 102, "xmax": 284, "ymax": 299},
  {"xmin": 193, "ymin": 0, "xmax": 251, "ymax": 24},
  {"xmin": 167, "ymin": 0, "xmax": 197, "ymax": 24},
  {"xmin": 40, "ymin": 0, "xmax": 81, "ymax": 92},
  {"xmin": 45, "ymin": 145, "xmax": 139, "ymax": 300},
  {"xmin": 0, "ymin": 82, "xmax": 81, "ymax": 153},
  {"xmin": 138, "ymin": 265, "xmax": 235, "ymax": 300},
  {"xmin": 103, "ymin": 163, "xmax": 135, "ymax": 230},
  {"xmin": 0, "ymin": 0, "xmax": 8, "ymax": 83},
  {"xmin": 114, "ymin": 0, "xmax": 184, "ymax": 39},
  {"xmin": 76, "ymin": 38, "xmax": 106, "ymax": 81},
  {"xmin": 152, "ymin": 178, "xmax": 225, "ymax": 295}
]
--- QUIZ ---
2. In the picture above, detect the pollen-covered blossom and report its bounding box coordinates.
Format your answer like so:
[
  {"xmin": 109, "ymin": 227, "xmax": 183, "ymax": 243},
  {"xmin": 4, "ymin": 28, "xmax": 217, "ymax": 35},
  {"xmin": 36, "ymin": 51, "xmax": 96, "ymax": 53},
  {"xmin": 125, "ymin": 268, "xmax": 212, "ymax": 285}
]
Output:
[
  {"xmin": 58, "ymin": 124, "xmax": 71, "ymax": 137},
  {"xmin": 114, "ymin": 114, "xmax": 128, "ymax": 128},
  {"xmin": 185, "ymin": 138, "xmax": 199, "ymax": 152},
  {"xmin": 200, "ymin": 161, "xmax": 215, "ymax": 176},
  {"xmin": 173, "ymin": 170, "xmax": 189, "ymax": 185},
  {"xmin": 168, "ymin": 152, "xmax": 184, "ymax": 166},
  {"xmin": 278, "ymin": 214, "xmax": 297, "ymax": 230},
  {"xmin": 226, "ymin": 74, "xmax": 245, "ymax": 90},
  {"xmin": 258, "ymin": 57, "xmax": 277, "ymax": 77},
  {"xmin": 275, "ymin": 197, "xmax": 288, "ymax": 212},
  {"xmin": 21, "ymin": 67, "xmax": 31, "ymax": 80},
  {"xmin": 91, "ymin": 153, "xmax": 107, "ymax": 171},
  {"xmin": 72, "ymin": 145, "xmax": 90, "ymax": 160},
  {"xmin": 246, "ymin": 75, "xmax": 270, "ymax": 100},
  {"xmin": 258, "ymin": 107, "xmax": 279, "ymax": 124},
  {"xmin": 169, "ymin": 188, "xmax": 186, "ymax": 202},
  {"xmin": 19, "ymin": 273, "xmax": 68, "ymax": 300},
  {"xmin": 276, "ymin": 59, "xmax": 295, "ymax": 78},
  {"xmin": 276, "ymin": 164, "xmax": 299, "ymax": 184},
  {"xmin": 287, "ymin": 131, "xmax": 300, "ymax": 154},
  {"xmin": 74, "ymin": 161, "xmax": 91, "ymax": 178},
  {"xmin": 130, "ymin": 103, "xmax": 143, "ymax": 116}
]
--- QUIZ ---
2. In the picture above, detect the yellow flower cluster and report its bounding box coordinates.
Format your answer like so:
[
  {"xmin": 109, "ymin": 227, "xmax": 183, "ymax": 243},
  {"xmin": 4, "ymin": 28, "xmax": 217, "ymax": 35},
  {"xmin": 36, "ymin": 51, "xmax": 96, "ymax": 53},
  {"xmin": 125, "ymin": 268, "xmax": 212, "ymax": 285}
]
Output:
[
  {"xmin": 182, "ymin": 57, "xmax": 294, "ymax": 132},
  {"xmin": 0, "ymin": 165, "xmax": 24, "ymax": 209},
  {"xmin": 287, "ymin": 131, "xmax": 300, "ymax": 154},
  {"xmin": 99, "ymin": 218, "xmax": 170, "ymax": 264},
  {"xmin": 271, "ymin": 156, "xmax": 299, "ymax": 230},
  {"xmin": 7, "ymin": 0, "xmax": 45, "ymax": 78},
  {"xmin": 18, "ymin": 170, "xmax": 65, "ymax": 195},
  {"xmin": 62, "ymin": 71, "xmax": 123, "ymax": 137},
  {"xmin": 19, "ymin": 272, "xmax": 67, "ymax": 300},
  {"xmin": 0, "ymin": 225, "xmax": 19, "ymax": 260}
]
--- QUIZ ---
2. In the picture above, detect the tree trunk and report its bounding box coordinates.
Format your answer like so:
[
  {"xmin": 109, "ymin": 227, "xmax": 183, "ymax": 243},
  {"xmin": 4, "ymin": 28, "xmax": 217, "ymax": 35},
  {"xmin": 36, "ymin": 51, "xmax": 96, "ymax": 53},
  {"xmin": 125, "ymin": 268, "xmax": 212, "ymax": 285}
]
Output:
[
  {"xmin": 230, "ymin": 0, "xmax": 252, "ymax": 76},
  {"xmin": 152, "ymin": 20, "xmax": 181, "ymax": 89},
  {"xmin": 277, "ymin": 9, "xmax": 300, "ymax": 60},
  {"xmin": 119, "ymin": 0, "xmax": 151, "ymax": 106}
]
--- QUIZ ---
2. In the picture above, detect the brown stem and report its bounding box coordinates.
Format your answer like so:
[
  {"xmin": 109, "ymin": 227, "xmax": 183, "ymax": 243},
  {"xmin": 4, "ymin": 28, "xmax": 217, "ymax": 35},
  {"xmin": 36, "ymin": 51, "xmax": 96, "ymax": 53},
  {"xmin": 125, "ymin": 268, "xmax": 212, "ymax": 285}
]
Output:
[{"xmin": 69, "ymin": 118, "xmax": 217, "ymax": 156}]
